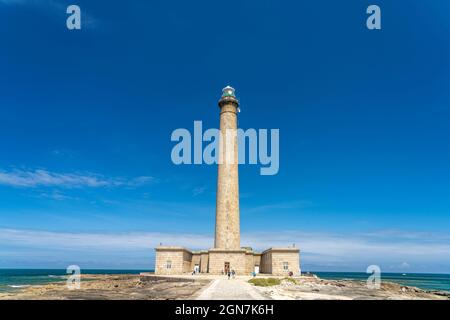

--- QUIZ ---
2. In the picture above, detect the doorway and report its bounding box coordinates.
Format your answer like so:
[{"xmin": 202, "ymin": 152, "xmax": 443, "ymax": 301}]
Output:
[
  {"xmin": 254, "ymin": 265, "xmax": 260, "ymax": 274},
  {"xmin": 224, "ymin": 262, "xmax": 230, "ymax": 274}
]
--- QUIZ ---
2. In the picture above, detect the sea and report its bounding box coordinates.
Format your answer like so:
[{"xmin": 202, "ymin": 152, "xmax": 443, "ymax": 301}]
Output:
[
  {"xmin": 0, "ymin": 269, "xmax": 150, "ymax": 293},
  {"xmin": 314, "ymin": 272, "xmax": 450, "ymax": 292},
  {"xmin": 1, "ymin": 269, "xmax": 449, "ymax": 293}
]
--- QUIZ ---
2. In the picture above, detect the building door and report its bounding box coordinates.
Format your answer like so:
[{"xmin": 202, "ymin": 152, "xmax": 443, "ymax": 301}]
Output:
[
  {"xmin": 224, "ymin": 262, "xmax": 230, "ymax": 274},
  {"xmin": 194, "ymin": 264, "xmax": 200, "ymax": 274},
  {"xmin": 254, "ymin": 265, "xmax": 259, "ymax": 274}
]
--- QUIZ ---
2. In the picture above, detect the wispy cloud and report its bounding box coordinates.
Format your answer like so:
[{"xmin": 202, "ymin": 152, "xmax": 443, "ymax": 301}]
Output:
[
  {"xmin": 0, "ymin": 228, "xmax": 210, "ymax": 251},
  {"xmin": 0, "ymin": 169, "xmax": 154, "ymax": 189},
  {"xmin": 244, "ymin": 200, "xmax": 314, "ymax": 214},
  {"xmin": 51, "ymin": 149, "xmax": 77, "ymax": 159},
  {"xmin": 1, "ymin": 228, "xmax": 449, "ymax": 272},
  {"xmin": 192, "ymin": 186, "xmax": 207, "ymax": 196},
  {"xmin": 38, "ymin": 190, "xmax": 77, "ymax": 201}
]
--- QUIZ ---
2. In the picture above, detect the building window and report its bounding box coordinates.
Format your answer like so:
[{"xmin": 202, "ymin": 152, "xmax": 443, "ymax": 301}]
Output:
[
  {"xmin": 166, "ymin": 260, "xmax": 172, "ymax": 269},
  {"xmin": 283, "ymin": 262, "xmax": 289, "ymax": 271}
]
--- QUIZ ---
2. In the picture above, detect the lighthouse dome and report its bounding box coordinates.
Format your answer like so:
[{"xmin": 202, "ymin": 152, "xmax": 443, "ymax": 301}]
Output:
[{"xmin": 222, "ymin": 86, "xmax": 236, "ymax": 98}]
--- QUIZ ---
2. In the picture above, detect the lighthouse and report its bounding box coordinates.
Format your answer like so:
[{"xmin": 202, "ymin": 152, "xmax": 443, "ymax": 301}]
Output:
[
  {"xmin": 154, "ymin": 86, "xmax": 300, "ymax": 276},
  {"xmin": 215, "ymin": 86, "xmax": 241, "ymax": 250}
]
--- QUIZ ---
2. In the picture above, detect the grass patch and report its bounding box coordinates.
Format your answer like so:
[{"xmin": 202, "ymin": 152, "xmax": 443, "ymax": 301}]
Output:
[
  {"xmin": 248, "ymin": 278, "xmax": 281, "ymax": 287},
  {"xmin": 282, "ymin": 277, "xmax": 298, "ymax": 285}
]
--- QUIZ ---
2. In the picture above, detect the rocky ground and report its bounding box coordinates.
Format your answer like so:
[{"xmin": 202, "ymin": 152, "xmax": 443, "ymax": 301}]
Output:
[
  {"xmin": 253, "ymin": 276, "xmax": 450, "ymax": 300},
  {"xmin": 0, "ymin": 274, "xmax": 209, "ymax": 300},
  {"xmin": 0, "ymin": 274, "xmax": 448, "ymax": 300}
]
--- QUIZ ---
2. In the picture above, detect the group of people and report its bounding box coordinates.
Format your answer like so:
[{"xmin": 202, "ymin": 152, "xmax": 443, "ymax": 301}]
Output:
[{"xmin": 226, "ymin": 269, "xmax": 236, "ymax": 279}]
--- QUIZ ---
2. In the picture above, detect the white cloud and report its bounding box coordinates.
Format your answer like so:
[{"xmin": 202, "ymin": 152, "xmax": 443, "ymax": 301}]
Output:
[
  {"xmin": 39, "ymin": 191, "xmax": 76, "ymax": 201},
  {"xmin": 1, "ymin": 228, "xmax": 449, "ymax": 271},
  {"xmin": 192, "ymin": 186, "xmax": 207, "ymax": 196},
  {"xmin": 244, "ymin": 200, "xmax": 313, "ymax": 214},
  {"xmin": 0, "ymin": 169, "xmax": 154, "ymax": 189},
  {"xmin": 0, "ymin": 228, "xmax": 210, "ymax": 250},
  {"xmin": 127, "ymin": 176, "xmax": 155, "ymax": 187},
  {"xmin": 400, "ymin": 262, "xmax": 410, "ymax": 269}
]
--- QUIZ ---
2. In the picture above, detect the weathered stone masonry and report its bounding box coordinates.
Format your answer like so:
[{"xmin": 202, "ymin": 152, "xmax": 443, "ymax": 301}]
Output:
[{"xmin": 155, "ymin": 87, "xmax": 300, "ymax": 276}]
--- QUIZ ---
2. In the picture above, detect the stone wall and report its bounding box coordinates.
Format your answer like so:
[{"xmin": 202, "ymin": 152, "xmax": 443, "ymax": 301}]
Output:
[
  {"xmin": 191, "ymin": 253, "xmax": 201, "ymax": 272},
  {"xmin": 182, "ymin": 250, "xmax": 193, "ymax": 273},
  {"xmin": 200, "ymin": 251, "xmax": 209, "ymax": 273},
  {"xmin": 253, "ymin": 253, "xmax": 262, "ymax": 273},
  {"xmin": 261, "ymin": 248, "xmax": 300, "ymax": 276},
  {"xmin": 155, "ymin": 247, "xmax": 300, "ymax": 275},
  {"xmin": 207, "ymin": 249, "xmax": 247, "ymax": 275},
  {"xmin": 260, "ymin": 250, "xmax": 273, "ymax": 274},
  {"xmin": 245, "ymin": 251, "xmax": 255, "ymax": 274},
  {"xmin": 215, "ymin": 101, "xmax": 240, "ymax": 250},
  {"xmin": 155, "ymin": 247, "xmax": 193, "ymax": 275}
]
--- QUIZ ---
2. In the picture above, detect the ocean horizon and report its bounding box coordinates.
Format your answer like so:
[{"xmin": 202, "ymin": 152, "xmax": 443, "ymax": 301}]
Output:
[{"xmin": 1, "ymin": 269, "xmax": 449, "ymax": 293}]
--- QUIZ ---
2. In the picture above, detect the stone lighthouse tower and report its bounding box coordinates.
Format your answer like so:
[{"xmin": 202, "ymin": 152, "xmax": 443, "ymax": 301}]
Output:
[
  {"xmin": 215, "ymin": 86, "xmax": 240, "ymax": 250},
  {"xmin": 154, "ymin": 86, "xmax": 300, "ymax": 276}
]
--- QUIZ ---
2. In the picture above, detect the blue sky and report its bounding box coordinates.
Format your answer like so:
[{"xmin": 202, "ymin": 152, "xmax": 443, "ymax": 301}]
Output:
[{"xmin": 1, "ymin": 0, "xmax": 450, "ymax": 273}]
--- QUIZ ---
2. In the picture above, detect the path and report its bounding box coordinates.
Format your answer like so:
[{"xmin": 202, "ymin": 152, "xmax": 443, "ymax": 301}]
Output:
[{"xmin": 196, "ymin": 278, "xmax": 268, "ymax": 300}]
